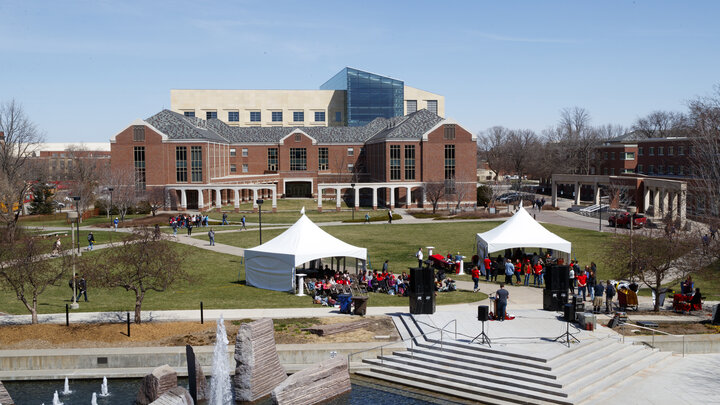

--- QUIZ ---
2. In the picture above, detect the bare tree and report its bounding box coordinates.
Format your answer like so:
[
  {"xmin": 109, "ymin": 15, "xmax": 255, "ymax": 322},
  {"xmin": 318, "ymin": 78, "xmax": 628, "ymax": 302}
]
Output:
[
  {"xmin": 546, "ymin": 107, "xmax": 607, "ymax": 176},
  {"xmin": 632, "ymin": 110, "xmax": 690, "ymax": 138},
  {"xmin": 0, "ymin": 233, "xmax": 68, "ymax": 323},
  {"xmin": 607, "ymin": 228, "xmax": 701, "ymax": 311},
  {"xmin": 65, "ymin": 146, "xmax": 102, "ymax": 216},
  {"xmin": 104, "ymin": 168, "xmax": 137, "ymax": 222},
  {"xmin": 0, "ymin": 100, "xmax": 44, "ymax": 241},
  {"xmin": 505, "ymin": 129, "xmax": 540, "ymax": 186},
  {"xmin": 143, "ymin": 188, "xmax": 166, "ymax": 216},
  {"xmin": 688, "ymin": 85, "xmax": 720, "ymax": 218},
  {"xmin": 424, "ymin": 182, "xmax": 446, "ymax": 214},
  {"xmin": 84, "ymin": 227, "xmax": 188, "ymax": 323},
  {"xmin": 478, "ymin": 126, "xmax": 511, "ymax": 181}
]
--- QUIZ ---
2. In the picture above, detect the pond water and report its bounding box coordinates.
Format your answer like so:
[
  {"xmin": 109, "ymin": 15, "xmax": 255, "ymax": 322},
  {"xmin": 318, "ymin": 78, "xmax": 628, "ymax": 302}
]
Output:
[{"xmin": 3, "ymin": 377, "xmax": 458, "ymax": 405}]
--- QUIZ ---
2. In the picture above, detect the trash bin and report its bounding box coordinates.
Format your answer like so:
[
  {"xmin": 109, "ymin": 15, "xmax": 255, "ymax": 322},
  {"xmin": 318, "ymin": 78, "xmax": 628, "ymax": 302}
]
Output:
[
  {"xmin": 657, "ymin": 288, "xmax": 668, "ymax": 308},
  {"xmin": 352, "ymin": 296, "xmax": 369, "ymax": 316},
  {"xmin": 338, "ymin": 294, "xmax": 352, "ymax": 314}
]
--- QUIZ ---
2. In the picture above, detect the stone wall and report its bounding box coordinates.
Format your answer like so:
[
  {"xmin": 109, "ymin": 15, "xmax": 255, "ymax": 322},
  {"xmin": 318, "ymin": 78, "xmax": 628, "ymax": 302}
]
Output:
[
  {"xmin": 149, "ymin": 387, "xmax": 193, "ymax": 405},
  {"xmin": 136, "ymin": 364, "xmax": 178, "ymax": 405},
  {"xmin": 233, "ymin": 318, "xmax": 287, "ymax": 401},
  {"xmin": 271, "ymin": 357, "xmax": 351, "ymax": 405}
]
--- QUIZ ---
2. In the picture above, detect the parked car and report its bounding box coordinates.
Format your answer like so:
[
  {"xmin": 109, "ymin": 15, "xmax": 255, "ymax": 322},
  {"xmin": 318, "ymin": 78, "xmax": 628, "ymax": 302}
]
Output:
[{"xmin": 608, "ymin": 212, "xmax": 647, "ymax": 228}]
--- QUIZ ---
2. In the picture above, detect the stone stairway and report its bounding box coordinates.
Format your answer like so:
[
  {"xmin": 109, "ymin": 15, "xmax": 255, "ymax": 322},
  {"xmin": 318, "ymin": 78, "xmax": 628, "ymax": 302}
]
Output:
[{"xmin": 354, "ymin": 314, "xmax": 672, "ymax": 405}]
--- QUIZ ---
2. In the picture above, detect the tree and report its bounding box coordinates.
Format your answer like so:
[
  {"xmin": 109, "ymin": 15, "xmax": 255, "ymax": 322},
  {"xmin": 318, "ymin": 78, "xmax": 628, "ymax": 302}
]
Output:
[
  {"xmin": 103, "ymin": 168, "xmax": 137, "ymax": 222},
  {"xmin": 477, "ymin": 185, "xmax": 492, "ymax": 207},
  {"xmin": 607, "ymin": 228, "xmax": 701, "ymax": 311},
  {"xmin": 424, "ymin": 182, "xmax": 446, "ymax": 214},
  {"xmin": 688, "ymin": 85, "xmax": 720, "ymax": 218},
  {"xmin": 478, "ymin": 126, "xmax": 511, "ymax": 181},
  {"xmin": 632, "ymin": 110, "xmax": 690, "ymax": 139},
  {"xmin": 552, "ymin": 107, "xmax": 606, "ymax": 175},
  {"xmin": 143, "ymin": 188, "xmax": 166, "ymax": 216},
  {"xmin": 29, "ymin": 182, "xmax": 55, "ymax": 215},
  {"xmin": 0, "ymin": 100, "xmax": 45, "ymax": 242},
  {"xmin": 65, "ymin": 146, "xmax": 104, "ymax": 215},
  {"xmin": 85, "ymin": 227, "xmax": 188, "ymax": 323},
  {"xmin": 505, "ymin": 129, "xmax": 540, "ymax": 187},
  {"xmin": 0, "ymin": 233, "xmax": 68, "ymax": 324}
]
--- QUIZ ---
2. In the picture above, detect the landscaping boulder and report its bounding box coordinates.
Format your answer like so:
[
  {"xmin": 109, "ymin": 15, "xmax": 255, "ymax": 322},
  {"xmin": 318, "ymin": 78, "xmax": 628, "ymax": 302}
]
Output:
[
  {"xmin": 136, "ymin": 364, "xmax": 178, "ymax": 405},
  {"xmin": 271, "ymin": 357, "xmax": 351, "ymax": 405},
  {"xmin": 149, "ymin": 387, "xmax": 193, "ymax": 405},
  {"xmin": 194, "ymin": 361, "xmax": 208, "ymax": 401},
  {"xmin": 233, "ymin": 318, "xmax": 287, "ymax": 401},
  {"xmin": 0, "ymin": 380, "xmax": 14, "ymax": 405}
]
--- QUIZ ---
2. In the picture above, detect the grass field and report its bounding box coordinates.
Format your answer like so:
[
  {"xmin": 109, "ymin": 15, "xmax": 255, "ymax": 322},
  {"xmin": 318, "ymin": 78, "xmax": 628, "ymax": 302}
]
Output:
[{"xmin": 19, "ymin": 213, "xmax": 147, "ymax": 228}]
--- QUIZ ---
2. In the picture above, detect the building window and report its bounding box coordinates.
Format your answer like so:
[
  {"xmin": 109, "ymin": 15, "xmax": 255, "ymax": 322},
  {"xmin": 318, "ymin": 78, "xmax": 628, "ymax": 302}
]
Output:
[
  {"xmin": 622, "ymin": 152, "xmax": 635, "ymax": 160},
  {"xmin": 318, "ymin": 147, "xmax": 328, "ymax": 171},
  {"xmin": 230, "ymin": 164, "xmax": 237, "ymax": 173},
  {"xmin": 604, "ymin": 152, "xmax": 608, "ymax": 160},
  {"xmin": 590, "ymin": 167, "xmax": 596, "ymax": 175},
  {"xmin": 603, "ymin": 168, "xmax": 608, "ymax": 175},
  {"xmin": 668, "ymin": 165, "xmax": 674, "ymax": 174},
  {"xmin": 271, "ymin": 111, "xmax": 283, "ymax": 122},
  {"xmin": 347, "ymin": 147, "xmax": 354, "ymax": 156},
  {"xmin": 405, "ymin": 145, "xmax": 415, "ymax": 180},
  {"xmin": 290, "ymin": 148, "xmax": 306, "ymax": 171},
  {"xmin": 133, "ymin": 126, "xmax": 145, "ymax": 142},
  {"xmin": 658, "ymin": 165, "xmax": 664, "ymax": 174},
  {"xmin": 230, "ymin": 148, "xmax": 236, "ymax": 157},
  {"xmin": 610, "ymin": 168, "xmax": 615, "ymax": 175},
  {"xmin": 678, "ymin": 146, "xmax": 685, "ymax": 155},
  {"xmin": 314, "ymin": 111, "xmax": 325, "ymax": 122},
  {"xmin": 228, "ymin": 111, "xmax": 239, "ymax": 122},
  {"xmin": 658, "ymin": 146, "xmax": 664, "ymax": 156},
  {"xmin": 267, "ymin": 148, "xmax": 278, "ymax": 171},
  {"xmin": 610, "ymin": 152, "xmax": 615, "ymax": 160},
  {"xmin": 390, "ymin": 145, "xmax": 401, "ymax": 180},
  {"xmin": 347, "ymin": 163, "xmax": 354, "ymax": 172},
  {"xmin": 407, "ymin": 100, "xmax": 417, "ymax": 114},
  {"xmin": 176, "ymin": 146, "xmax": 187, "ymax": 183},
  {"xmin": 294, "ymin": 133, "xmax": 302, "ymax": 142},
  {"xmin": 638, "ymin": 147, "xmax": 643, "ymax": 156},
  {"xmin": 335, "ymin": 111, "xmax": 342, "ymax": 122},
  {"xmin": 293, "ymin": 111, "xmax": 304, "ymax": 122},
  {"xmin": 206, "ymin": 111, "xmax": 217, "ymax": 120},
  {"xmin": 637, "ymin": 164, "xmax": 644, "ymax": 174},
  {"xmin": 250, "ymin": 111, "xmax": 261, "ymax": 122},
  {"xmin": 668, "ymin": 146, "xmax": 674, "ymax": 156},
  {"xmin": 649, "ymin": 165, "xmax": 655, "ymax": 174},
  {"xmin": 242, "ymin": 148, "xmax": 248, "ymax": 157},
  {"xmin": 134, "ymin": 146, "xmax": 146, "ymax": 191},
  {"xmin": 191, "ymin": 146, "xmax": 202, "ymax": 182},
  {"xmin": 444, "ymin": 145, "xmax": 455, "ymax": 194},
  {"xmin": 649, "ymin": 147, "xmax": 655, "ymax": 156},
  {"xmin": 679, "ymin": 165, "xmax": 684, "ymax": 175},
  {"xmin": 444, "ymin": 124, "xmax": 456, "ymax": 140},
  {"xmin": 427, "ymin": 100, "xmax": 438, "ymax": 115},
  {"xmin": 242, "ymin": 164, "xmax": 248, "ymax": 173},
  {"xmin": 183, "ymin": 111, "xmax": 195, "ymax": 118}
]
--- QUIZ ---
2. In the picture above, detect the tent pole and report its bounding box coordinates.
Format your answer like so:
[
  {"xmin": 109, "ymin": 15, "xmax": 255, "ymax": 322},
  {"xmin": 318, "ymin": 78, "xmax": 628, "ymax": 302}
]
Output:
[{"xmin": 343, "ymin": 257, "xmax": 346, "ymax": 272}]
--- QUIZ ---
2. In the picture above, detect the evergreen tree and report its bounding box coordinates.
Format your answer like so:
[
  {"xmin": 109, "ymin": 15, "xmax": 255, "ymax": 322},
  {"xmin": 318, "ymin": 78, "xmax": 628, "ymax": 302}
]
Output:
[{"xmin": 29, "ymin": 183, "xmax": 54, "ymax": 215}]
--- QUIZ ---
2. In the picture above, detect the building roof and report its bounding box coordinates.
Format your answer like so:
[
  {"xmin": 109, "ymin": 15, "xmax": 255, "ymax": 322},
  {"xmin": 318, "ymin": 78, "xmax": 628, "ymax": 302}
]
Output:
[{"xmin": 143, "ymin": 108, "xmax": 445, "ymax": 145}]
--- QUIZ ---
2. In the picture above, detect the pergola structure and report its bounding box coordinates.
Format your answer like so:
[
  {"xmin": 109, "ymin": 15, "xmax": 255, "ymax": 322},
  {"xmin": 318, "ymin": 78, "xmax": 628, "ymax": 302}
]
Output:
[{"xmin": 316, "ymin": 182, "xmax": 426, "ymax": 212}]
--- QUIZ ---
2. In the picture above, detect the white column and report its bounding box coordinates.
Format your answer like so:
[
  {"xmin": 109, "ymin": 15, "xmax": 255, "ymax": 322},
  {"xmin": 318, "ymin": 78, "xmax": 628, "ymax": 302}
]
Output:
[
  {"xmin": 574, "ymin": 182, "xmax": 581, "ymax": 205},
  {"xmin": 215, "ymin": 189, "xmax": 222, "ymax": 208},
  {"xmin": 661, "ymin": 189, "xmax": 669, "ymax": 217},
  {"xmin": 354, "ymin": 187, "xmax": 360, "ymax": 209},
  {"xmin": 252, "ymin": 189, "xmax": 259, "ymax": 209},
  {"xmin": 180, "ymin": 189, "xmax": 187, "ymax": 209},
  {"xmin": 271, "ymin": 187, "xmax": 277, "ymax": 210},
  {"xmin": 551, "ymin": 180, "xmax": 558, "ymax": 207},
  {"xmin": 390, "ymin": 187, "xmax": 396, "ymax": 208},
  {"xmin": 643, "ymin": 187, "xmax": 651, "ymax": 213},
  {"xmin": 422, "ymin": 186, "xmax": 427, "ymax": 205},
  {"xmin": 372, "ymin": 187, "xmax": 378, "ymax": 209},
  {"xmin": 653, "ymin": 188, "xmax": 660, "ymax": 217},
  {"xmin": 336, "ymin": 188, "xmax": 342, "ymax": 209},
  {"xmin": 317, "ymin": 186, "xmax": 323, "ymax": 210},
  {"xmin": 669, "ymin": 192, "xmax": 678, "ymax": 220},
  {"xmin": 406, "ymin": 186, "xmax": 412, "ymax": 207},
  {"xmin": 197, "ymin": 189, "xmax": 204, "ymax": 209},
  {"xmin": 593, "ymin": 183, "xmax": 600, "ymax": 205},
  {"xmin": 234, "ymin": 189, "xmax": 240, "ymax": 209},
  {"xmin": 679, "ymin": 190, "xmax": 687, "ymax": 226}
]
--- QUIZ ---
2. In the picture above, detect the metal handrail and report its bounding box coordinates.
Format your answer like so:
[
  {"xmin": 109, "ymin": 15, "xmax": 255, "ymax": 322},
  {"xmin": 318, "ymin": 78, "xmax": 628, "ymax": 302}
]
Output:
[
  {"xmin": 347, "ymin": 319, "xmax": 457, "ymax": 365},
  {"xmin": 618, "ymin": 321, "xmax": 686, "ymax": 357}
]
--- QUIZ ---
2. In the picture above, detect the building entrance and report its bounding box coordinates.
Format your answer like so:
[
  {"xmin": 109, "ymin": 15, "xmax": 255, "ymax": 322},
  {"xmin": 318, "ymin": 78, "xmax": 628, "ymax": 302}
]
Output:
[{"xmin": 285, "ymin": 181, "xmax": 312, "ymax": 197}]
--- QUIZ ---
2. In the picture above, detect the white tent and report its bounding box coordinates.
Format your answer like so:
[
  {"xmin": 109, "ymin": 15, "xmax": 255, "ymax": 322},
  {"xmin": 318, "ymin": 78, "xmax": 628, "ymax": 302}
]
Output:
[
  {"xmin": 244, "ymin": 214, "xmax": 367, "ymax": 292},
  {"xmin": 476, "ymin": 207, "xmax": 572, "ymax": 259}
]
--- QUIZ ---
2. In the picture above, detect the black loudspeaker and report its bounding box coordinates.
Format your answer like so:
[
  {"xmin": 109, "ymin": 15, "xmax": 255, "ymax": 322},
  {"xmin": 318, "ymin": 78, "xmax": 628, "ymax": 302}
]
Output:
[
  {"xmin": 409, "ymin": 292, "xmax": 436, "ymax": 314},
  {"xmin": 546, "ymin": 265, "xmax": 570, "ymax": 291},
  {"xmin": 564, "ymin": 303, "xmax": 576, "ymax": 322},
  {"xmin": 410, "ymin": 267, "xmax": 435, "ymax": 294},
  {"xmin": 543, "ymin": 289, "xmax": 568, "ymax": 311},
  {"xmin": 478, "ymin": 305, "xmax": 489, "ymax": 322},
  {"xmin": 713, "ymin": 304, "xmax": 720, "ymax": 326}
]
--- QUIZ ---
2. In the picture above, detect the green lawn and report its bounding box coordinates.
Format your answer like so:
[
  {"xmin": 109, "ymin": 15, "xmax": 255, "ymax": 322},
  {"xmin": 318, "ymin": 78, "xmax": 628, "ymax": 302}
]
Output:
[
  {"xmin": 204, "ymin": 207, "xmax": 391, "ymax": 226},
  {"xmin": 16, "ymin": 230, "xmax": 120, "ymax": 254},
  {"xmin": 19, "ymin": 213, "xmax": 147, "ymax": 228}
]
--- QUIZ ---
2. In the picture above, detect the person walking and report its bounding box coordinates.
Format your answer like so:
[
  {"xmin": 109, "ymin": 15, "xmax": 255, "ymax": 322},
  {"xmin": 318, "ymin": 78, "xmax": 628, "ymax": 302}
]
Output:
[
  {"xmin": 52, "ymin": 237, "xmax": 62, "ymax": 256},
  {"xmin": 415, "ymin": 247, "xmax": 424, "ymax": 267},
  {"xmin": 241, "ymin": 215, "xmax": 246, "ymax": 230},
  {"xmin": 483, "ymin": 256, "xmax": 492, "ymax": 282},
  {"xmin": 172, "ymin": 220, "xmax": 178, "ymax": 237},
  {"xmin": 113, "ymin": 217, "xmax": 119, "ymax": 231},
  {"xmin": 364, "ymin": 213, "xmax": 370, "ymax": 224},
  {"xmin": 187, "ymin": 220, "xmax": 193, "ymax": 236},
  {"xmin": 208, "ymin": 228, "xmax": 215, "ymax": 246},
  {"xmin": 87, "ymin": 232, "xmax": 95, "ymax": 251},
  {"xmin": 514, "ymin": 259, "xmax": 522, "ymax": 284},
  {"xmin": 605, "ymin": 280, "xmax": 616, "ymax": 313},
  {"xmin": 387, "ymin": 209, "xmax": 393, "ymax": 224},
  {"xmin": 77, "ymin": 275, "xmax": 88, "ymax": 302},
  {"xmin": 222, "ymin": 212, "xmax": 228, "ymax": 225},
  {"xmin": 504, "ymin": 259, "xmax": 515, "ymax": 285},
  {"xmin": 471, "ymin": 265, "xmax": 481, "ymax": 292},
  {"xmin": 495, "ymin": 283, "xmax": 509, "ymax": 321}
]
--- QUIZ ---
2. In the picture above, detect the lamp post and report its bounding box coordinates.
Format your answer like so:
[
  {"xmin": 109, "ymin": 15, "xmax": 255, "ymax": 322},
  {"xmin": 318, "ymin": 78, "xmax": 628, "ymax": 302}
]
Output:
[
  {"xmin": 256, "ymin": 199, "xmax": 264, "ymax": 244},
  {"xmin": 73, "ymin": 196, "xmax": 81, "ymax": 255},
  {"xmin": 598, "ymin": 190, "xmax": 602, "ymax": 232},
  {"xmin": 107, "ymin": 187, "xmax": 114, "ymax": 218},
  {"xmin": 350, "ymin": 183, "xmax": 355, "ymax": 221},
  {"xmin": 70, "ymin": 196, "xmax": 81, "ymax": 309}
]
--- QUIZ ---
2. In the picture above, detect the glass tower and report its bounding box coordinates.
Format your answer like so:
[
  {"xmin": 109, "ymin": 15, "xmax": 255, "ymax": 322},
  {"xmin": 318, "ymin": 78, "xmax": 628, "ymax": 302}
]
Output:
[{"xmin": 320, "ymin": 67, "xmax": 404, "ymax": 127}]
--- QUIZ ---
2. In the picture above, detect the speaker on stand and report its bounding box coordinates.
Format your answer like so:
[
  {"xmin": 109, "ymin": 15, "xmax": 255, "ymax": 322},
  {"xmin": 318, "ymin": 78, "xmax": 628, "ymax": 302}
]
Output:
[
  {"xmin": 409, "ymin": 267, "xmax": 436, "ymax": 314},
  {"xmin": 471, "ymin": 305, "xmax": 492, "ymax": 347}
]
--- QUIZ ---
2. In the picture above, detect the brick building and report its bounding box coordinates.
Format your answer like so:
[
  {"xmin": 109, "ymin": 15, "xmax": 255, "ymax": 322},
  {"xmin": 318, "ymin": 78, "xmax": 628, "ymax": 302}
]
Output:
[
  {"xmin": 110, "ymin": 109, "xmax": 477, "ymax": 211},
  {"xmin": 29, "ymin": 143, "xmax": 111, "ymax": 181}
]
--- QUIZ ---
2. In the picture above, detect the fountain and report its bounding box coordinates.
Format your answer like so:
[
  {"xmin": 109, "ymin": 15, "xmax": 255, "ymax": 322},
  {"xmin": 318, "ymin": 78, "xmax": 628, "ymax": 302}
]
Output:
[
  {"xmin": 52, "ymin": 390, "xmax": 63, "ymax": 405},
  {"xmin": 207, "ymin": 314, "xmax": 233, "ymax": 404},
  {"xmin": 99, "ymin": 376, "xmax": 109, "ymax": 397},
  {"xmin": 91, "ymin": 392, "xmax": 98, "ymax": 405},
  {"xmin": 62, "ymin": 377, "xmax": 72, "ymax": 395}
]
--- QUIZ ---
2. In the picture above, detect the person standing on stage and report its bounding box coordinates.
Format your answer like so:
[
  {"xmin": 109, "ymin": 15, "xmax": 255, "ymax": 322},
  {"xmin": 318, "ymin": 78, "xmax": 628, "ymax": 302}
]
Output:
[{"xmin": 495, "ymin": 283, "xmax": 509, "ymax": 321}]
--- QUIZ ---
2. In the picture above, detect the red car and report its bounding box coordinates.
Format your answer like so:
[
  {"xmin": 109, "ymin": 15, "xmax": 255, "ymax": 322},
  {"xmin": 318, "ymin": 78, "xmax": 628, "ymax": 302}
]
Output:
[{"xmin": 608, "ymin": 212, "xmax": 647, "ymax": 228}]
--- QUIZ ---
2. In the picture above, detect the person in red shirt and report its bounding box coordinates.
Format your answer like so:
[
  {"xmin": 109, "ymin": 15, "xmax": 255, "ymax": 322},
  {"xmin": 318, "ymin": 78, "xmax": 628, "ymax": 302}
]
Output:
[
  {"xmin": 483, "ymin": 256, "xmax": 492, "ymax": 281},
  {"xmin": 471, "ymin": 266, "xmax": 481, "ymax": 292},
  {"xmin": 533, "ymin": 262, "xmax": 543, "ymax": 286},
  {"xmin": 523, "ymin": 260, "xmax": 532, "ymax": 286},
  {"xmin": 576, "ymin": 270, "xmax": 588, "ymax": 301},
  {"xmin": 514, "ymin": 260, "xmax": 522, "ymax": 284}
]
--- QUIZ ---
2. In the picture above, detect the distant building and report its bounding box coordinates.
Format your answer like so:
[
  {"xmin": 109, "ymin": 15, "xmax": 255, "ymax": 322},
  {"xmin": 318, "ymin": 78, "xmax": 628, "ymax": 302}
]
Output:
[
  {"xmin": 29, "ymin": 143, "xmax": 111, "ymax": 181},
  {"xmin": 171, "ymin": 67, "xmax": 444, "ymax": 128}
]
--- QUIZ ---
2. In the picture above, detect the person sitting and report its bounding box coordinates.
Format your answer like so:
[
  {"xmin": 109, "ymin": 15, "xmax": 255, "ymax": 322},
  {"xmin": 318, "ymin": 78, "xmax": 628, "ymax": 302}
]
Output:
[
  {"xmin": 689, "ymin": 288, "xmax": 703, "ymax": 310},
  {"xmin": 680, "ymin": 276, "xmax": 694, "ymax": 296}
]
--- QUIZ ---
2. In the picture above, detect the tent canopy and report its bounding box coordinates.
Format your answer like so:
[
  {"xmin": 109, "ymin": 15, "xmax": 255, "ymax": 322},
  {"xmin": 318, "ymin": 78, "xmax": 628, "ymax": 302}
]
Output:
[
  {"xmin": 476, "ymin": 207, "xmax": 571, "ymax": 258},
  {"xmin": 244, "ymin": 214, "xmax": 367, "ymax": 292}
]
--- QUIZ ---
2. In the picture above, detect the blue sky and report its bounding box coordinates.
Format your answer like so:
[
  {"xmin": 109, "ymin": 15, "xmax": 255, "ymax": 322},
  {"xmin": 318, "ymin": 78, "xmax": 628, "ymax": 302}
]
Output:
[{"xmin": 1, "ymin": 0, "xmax": 718, "ymax": 142}]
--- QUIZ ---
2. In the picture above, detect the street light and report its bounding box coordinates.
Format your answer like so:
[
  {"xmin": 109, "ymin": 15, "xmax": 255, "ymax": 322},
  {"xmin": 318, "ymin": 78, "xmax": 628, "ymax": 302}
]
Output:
[
  {"xmin": 350, "ymin": 183, "xmax": 355, "ymax": 221},
  {"xmin": 73, "ymin": 196, "xmax": 81, "ymax": 255},
  {"xmin": 107, "ymin": 187, "xmax": 114, "ymax": 218},
  {"xmin": 70, "ymin": 195, "xmax": 80, "ymax": 309},
  {"xmin": 598, "ymin": 189, "xmax": 603, "ymax": 232},
  {"xmin": 256, "ymin": 199, "xmax": 264, "ymax": 244}
]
